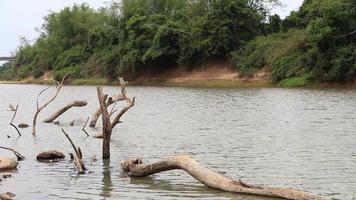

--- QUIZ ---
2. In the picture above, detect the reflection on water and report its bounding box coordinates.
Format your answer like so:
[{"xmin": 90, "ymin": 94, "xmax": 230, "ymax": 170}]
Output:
[
  {"xmin": 0, "ymin": 84, "xmax": 355, "ymax": 200},
  {"xmin": 100, "ymin": 160, "xmax": 113, "ymax": 199}
]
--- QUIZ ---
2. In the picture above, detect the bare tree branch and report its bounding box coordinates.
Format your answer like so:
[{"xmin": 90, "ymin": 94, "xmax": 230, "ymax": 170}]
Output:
[
  {"xmin": 0, "ymin": 146, "xmax": 25, "ymax": 161},
  {"xmin": 32, "ymin": 74, "xmax": 68, "ymax": 136},
  {"xmin": 9, "ymin": 104, "xmax": 21, "ymax": 137}
]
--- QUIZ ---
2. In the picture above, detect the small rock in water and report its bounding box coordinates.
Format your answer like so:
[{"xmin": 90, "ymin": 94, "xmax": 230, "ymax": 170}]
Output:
[
  {"xmin": 36, "ymin": 150, "xmax": 65, "ymax": 162},
  {"xmin": 0, "ymin": 192, "xmax": 15, "ymax": 200},
  {"xmin": 17, "ymin": 123, "xmax": 29, "ymax": 128},
  {"xmin": 0, "ymin": 157, "xmax": 18, "ymax": 171},
  {"xmin": 2, "ymin": 173, "xmax": 12, "ymax": 179},
  {"xmin": 54, "ymin": 121, "xmax": 60, "ymax": 125},
  {"xmin": 70, "ymin": 120, "xmax": 74, "ymax": 126}
]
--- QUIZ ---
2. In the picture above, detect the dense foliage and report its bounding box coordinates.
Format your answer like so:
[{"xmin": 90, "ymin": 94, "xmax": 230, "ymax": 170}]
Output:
[
  {"xmin": 1, "ymin": 0, "xmax": 274, "ymax": 80},
  {"xmin": 1, "ymin": 0, "xmax": 355, "ymax": 85},
  {"xmin": 232, "ymin": 0, "xmax": 356, "ymax": 84}
]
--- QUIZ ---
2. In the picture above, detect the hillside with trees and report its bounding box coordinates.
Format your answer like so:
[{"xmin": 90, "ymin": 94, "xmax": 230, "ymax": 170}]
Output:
[{"xmin": 0, "ymin": 0, "xmax": 355, "ymax": 86}]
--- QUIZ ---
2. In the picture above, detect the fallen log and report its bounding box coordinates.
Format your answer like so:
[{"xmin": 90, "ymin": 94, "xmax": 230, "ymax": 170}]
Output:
[
  {"xmin": 43, "ymin": 100, "xmax": 87, "ymax": 123},
  {"xmin": 121, "ymin": 155, "xmax": 323, "ymax": 200}
]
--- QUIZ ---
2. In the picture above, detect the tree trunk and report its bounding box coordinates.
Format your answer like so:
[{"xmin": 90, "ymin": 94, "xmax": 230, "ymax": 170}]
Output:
[
  {"xmin": 97, "ymin": 87, "xmax": 112, "ymax": 159},
  {"xmin": 121, "ymin": 155, "xmax": 323, "ymax": 200},
  {"xmin": 43, "ymin": 100, "xmax": 87, "ymax": 123}
]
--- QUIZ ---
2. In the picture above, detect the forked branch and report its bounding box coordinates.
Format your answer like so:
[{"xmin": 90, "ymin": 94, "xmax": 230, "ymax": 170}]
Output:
[
  {"xmin": 9, "ymin": 104, "xmax": 21, "ymax": 137},
  {"xmin": 32, "ymin": 74, "xmax": 68, "ymax": 136}
]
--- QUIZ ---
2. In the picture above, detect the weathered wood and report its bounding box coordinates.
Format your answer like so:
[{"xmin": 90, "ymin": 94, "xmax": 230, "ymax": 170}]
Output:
[
  {"xmin": 43, "ymin": 100, "xmax": 87, "ymax": 123},
  {"xmin": 36, "ymin": 150, "xmax": 65, "ymax": 161},
  {"xmin": 0, "ymin": 192, "xmax": 15, "ymax": 200},
  {"xmin": 82, "ymin": 117, "xmax": 90, "ymax": 137},
  {"xmin": 96, "ymin": 78, "xmax": 135, "ymax": 159},
  {"xmin": 32, "ymin": 74, "xmax": 67, "ymax": 136},
  {"xmin": 0, "ymin": 146, "xmax": 25, "ymax": 161},
  {"xmin": 121, "ymin": 155, "xmax": 323, "ymax": 200},
  {"xmin": 97, "ymin": 87, "xmax": 112, "ymax": 159},
  {"xmin": 89, "ymin": 94, "xmax": 124, "ymax": 127},
  {"xmin": 9, "ymin": 104, "xmax": 21, "ymax": 136},
  {"xmin": 61, "ymin": 129, "xmax": 86, "ymax": 174},
  {"xmin": 0, "ymin": 157, "xmax": 18, "ymax": 171}
]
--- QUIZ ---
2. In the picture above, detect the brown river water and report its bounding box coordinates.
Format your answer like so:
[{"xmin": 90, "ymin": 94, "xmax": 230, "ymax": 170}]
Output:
[{"xmin": 0, "ymin": 84, "xmax": 355, "ymax": 200}]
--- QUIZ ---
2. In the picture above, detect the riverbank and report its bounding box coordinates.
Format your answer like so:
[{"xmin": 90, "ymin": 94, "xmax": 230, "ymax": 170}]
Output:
[{"xmin": 1, "ymin": 62, "xmax": 356, "ymax": 89}]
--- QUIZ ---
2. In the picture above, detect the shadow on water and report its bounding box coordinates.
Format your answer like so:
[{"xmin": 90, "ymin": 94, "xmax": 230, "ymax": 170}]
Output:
[
  {"xmin": 100, "ymin": 159, "xmax": 113, "ymax": 199},
  {"xmin": 129, "ymin": 176, "xmax": 282, "ymax": 200}
]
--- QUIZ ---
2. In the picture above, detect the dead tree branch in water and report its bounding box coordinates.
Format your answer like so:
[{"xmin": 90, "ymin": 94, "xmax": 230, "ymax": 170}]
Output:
[
  {"xmin": 82, "ymin": 117, "xmax": 90, "ymax": 137},
  {"xmin": 0, "ymin": 146, "xmax": 25, "ymax": 161},
  {"xmin": 121, "ymin": 155, "xmax": 323, "ymax": 200},
  {"xmin": 97, "ymin": 78, "xmax": 135, "ymax": 159},
  {"xmin": 9, "ymin": 104, "xmax": 21, "ymax": 137},
  {"xmin": 43, "ymin": 100, "xmax": 87, "ymax": 123},
  {"xmin": 32, "ymin": 74, "xmax": 68, "ymax": 136},
  {"xmin": 61, "ymin": 128, "xmax": 87, "ymax": 174},
  {"xmin": 89, "ymin": 94, "xmax": 125, "ymax": 127}
]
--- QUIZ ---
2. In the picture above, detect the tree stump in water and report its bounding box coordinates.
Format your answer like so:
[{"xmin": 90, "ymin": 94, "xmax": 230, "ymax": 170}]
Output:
[
  {"xmin": 36, "ymin": 150, "xmax": 65, "ymax": 161},
  {"xmin": 0, "ymin": 158, "xmax": 18, "ymax": 171},
  {"xmin": 121, "ymin": 155, "xmax": 323, "ymax": 200}
]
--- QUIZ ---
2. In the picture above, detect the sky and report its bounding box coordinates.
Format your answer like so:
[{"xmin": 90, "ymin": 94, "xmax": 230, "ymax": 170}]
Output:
[{"xmin": 0, "ymin": 0, "xmax": 304, "ymax": 58}]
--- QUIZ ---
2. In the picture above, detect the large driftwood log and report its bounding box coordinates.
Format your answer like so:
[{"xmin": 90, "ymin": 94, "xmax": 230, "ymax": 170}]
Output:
[
  {"xmin": 97, "ymin": 78, "xmax": 135, "ymax": 159},
  {"xmin": 89, "ymin": 94, "xmax": 124, "ymax": 127},
  {"xmin": 43, "ymin": 100, "xmax": 87, "ymax": 123},
  {"xmin": 32, "ymin": 74, "xmax": 67, "ymax": 135},
  {"xmin": 121, "ymin": 155, "xmax": 323, "ymax": 200}
]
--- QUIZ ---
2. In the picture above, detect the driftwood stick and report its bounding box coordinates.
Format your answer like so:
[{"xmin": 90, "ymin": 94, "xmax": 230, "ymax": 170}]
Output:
[
  {"xmin": 43, "ymin": 100, "xmax": 87, "ymax": 123},
  {"xmin": 61, "ymin": 128, "xmax": 79, "ymax": 157},
  {"xmin": 121, "ymin": 155, "xmax": 323, "ymax": 200},
  {"xmin": 82, "ymin": 117, "xmax": 90, "ymax": 137},
  {"xmin": 9, "ymin": 104, "xmax": 21, "ymax": 137},
  {"xmin": 32, "ymin": 74, "xmax": 68, "ymax": 136},
  {"xmin": 61, "ymin": 128, "xmax": 86, "ymax": 174},
  {"xmin": 0, "ymin": 146, "xmax": 25, "ymax": 161}
]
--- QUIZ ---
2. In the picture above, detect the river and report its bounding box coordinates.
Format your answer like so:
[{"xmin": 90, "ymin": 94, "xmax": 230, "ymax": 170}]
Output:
[{"xmin": 0, "ymin": 84, "xmax": 355, "ymax": 200}]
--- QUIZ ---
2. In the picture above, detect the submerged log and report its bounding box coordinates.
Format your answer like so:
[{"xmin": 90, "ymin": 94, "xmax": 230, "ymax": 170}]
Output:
[
  {"xmin": 0, "ymin": 157, "xmax": 18, "ymax": 171},
  {"xmin": 0, "ymin": 192, "xmax": 15, "ymax": 200},
  {"xmin": 18, "ymin": 123, "xmax": 29, "ymax": 128},
  {"xmin": 36, "ymin": 150, "xmax": 65, "ymax": 161},
  {"xmin": 43, "ymin": 100, "xmax": 87, "ymax": 123},
  {"xmin": 121, "ymin": 155, "xmax": 323, "ymax": 200}
]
